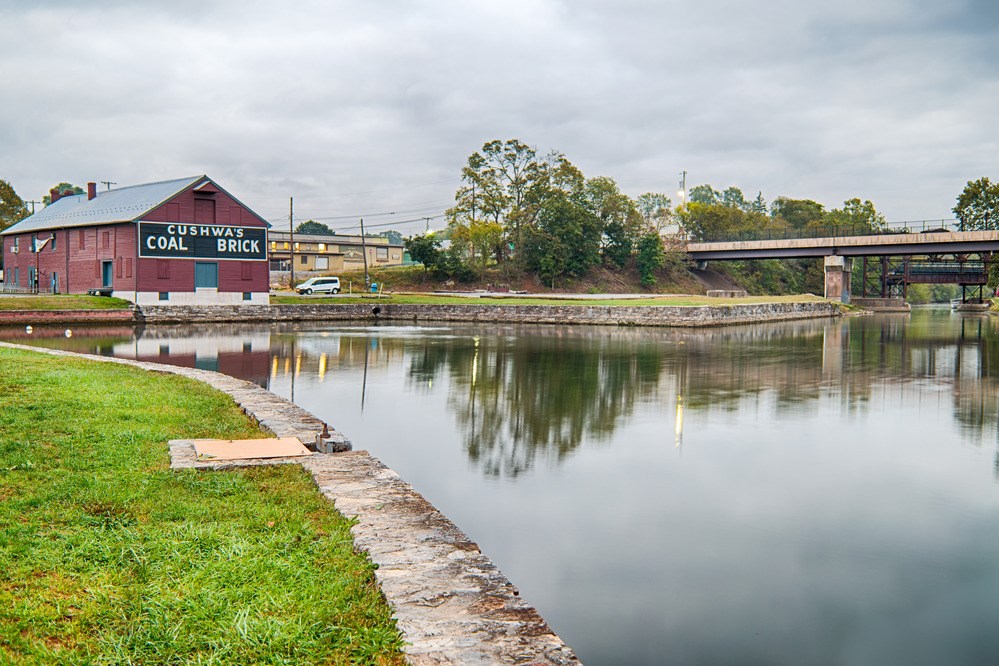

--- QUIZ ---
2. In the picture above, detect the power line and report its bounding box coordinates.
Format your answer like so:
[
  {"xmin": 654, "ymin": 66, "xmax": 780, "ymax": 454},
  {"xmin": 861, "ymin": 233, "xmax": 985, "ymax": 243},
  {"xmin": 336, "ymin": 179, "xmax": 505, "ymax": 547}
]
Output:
[
  {"xmin": 249, "ymin": 179, "xmax": 457, "ymax": 201},
  {"xmin": 265, "ymin": 203, "xmax": 449, "ymax": 224}
]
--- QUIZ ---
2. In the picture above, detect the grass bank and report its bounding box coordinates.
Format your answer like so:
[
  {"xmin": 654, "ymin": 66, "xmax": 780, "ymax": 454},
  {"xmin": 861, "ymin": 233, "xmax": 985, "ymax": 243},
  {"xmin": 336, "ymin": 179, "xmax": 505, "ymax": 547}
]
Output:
[
  {"xmin": 0, "ymin": 347, "xmax": 404, "ymax": 665},
  {"xmin": 271, "ymin": 293, "xmax": 826, "ymax": 307},
  {"xmin": 0, "ymin": 295, "xmax": 132, "ymax": 311}
]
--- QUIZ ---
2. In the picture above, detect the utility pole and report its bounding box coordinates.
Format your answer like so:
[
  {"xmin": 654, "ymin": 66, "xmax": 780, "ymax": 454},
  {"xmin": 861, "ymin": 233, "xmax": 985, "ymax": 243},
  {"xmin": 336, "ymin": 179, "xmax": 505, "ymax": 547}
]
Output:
[
  {"xmin": 289, "ymin": 197, "xmax": 295, "ymax": 289},
  {"xmin": 424, "ymin": 217, "xmax": 431, "ymax": 233},
  {"xmin": 25, "ymin": 200, "xmax": 40, "ymax": 214},
  {"xmin": 100, "ymin": 181, "xmax": 116, "ymax": 191},
  {"xmin": 360, "ymin": 218, "xmax": 370, "ymax": 287}
]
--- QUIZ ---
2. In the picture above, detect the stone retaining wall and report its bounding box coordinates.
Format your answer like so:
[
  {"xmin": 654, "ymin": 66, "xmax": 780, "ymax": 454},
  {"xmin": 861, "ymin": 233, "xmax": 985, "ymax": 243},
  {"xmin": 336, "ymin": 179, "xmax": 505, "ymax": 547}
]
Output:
[
  {"xmin": 139, "ymin": 300, "xmax": 840, "ymax": 327},
  {"xmin": 0, "ymin": 308, "xmax": 136, "ymax": 324},
  {"xmin": 851, "ymin": 298, "xmax": 910, "ymax": 312}
]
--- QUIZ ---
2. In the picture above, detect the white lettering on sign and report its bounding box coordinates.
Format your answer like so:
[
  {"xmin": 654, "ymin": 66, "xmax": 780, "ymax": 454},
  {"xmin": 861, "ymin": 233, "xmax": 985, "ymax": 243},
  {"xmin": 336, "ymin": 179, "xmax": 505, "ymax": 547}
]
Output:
[
  {"xmin": 147, "ymin": 235, "xmax": 189, "ymax": 251},
  {"xmin": 217, "ymin": 239, "xmax": 261, "ymax": 253}
]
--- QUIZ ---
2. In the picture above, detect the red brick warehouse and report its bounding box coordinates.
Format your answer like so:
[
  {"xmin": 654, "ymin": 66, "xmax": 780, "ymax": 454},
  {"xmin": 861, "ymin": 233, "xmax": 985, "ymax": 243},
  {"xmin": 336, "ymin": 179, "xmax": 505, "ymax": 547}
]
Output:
[{"xmin": 1, "ymin": 176, "xmax": 270, "ymax": 305}]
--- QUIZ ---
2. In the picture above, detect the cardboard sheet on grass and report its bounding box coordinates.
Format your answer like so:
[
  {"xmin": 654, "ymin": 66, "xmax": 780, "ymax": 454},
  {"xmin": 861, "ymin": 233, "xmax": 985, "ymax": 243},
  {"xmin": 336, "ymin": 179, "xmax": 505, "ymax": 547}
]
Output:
[{"xmin": 192, "ymin": 437, "xmax": 312, "ymax": 461}]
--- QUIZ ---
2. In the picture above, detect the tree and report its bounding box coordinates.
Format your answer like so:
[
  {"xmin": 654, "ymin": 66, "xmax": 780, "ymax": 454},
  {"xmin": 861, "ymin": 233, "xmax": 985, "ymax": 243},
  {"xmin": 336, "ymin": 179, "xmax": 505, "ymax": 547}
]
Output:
[
  {"xmin": 0, "ymin": 179, "xmax": 29, "ymax": 231},
  {"xmin": 635, "ymin": 192, "xmax": 673, "ymax": 233},
  {"xmin": 583, "ymin": 176, "xmax": 640, "ymax": 268},
  {"xmin": 295, "ymin": 220, "xmax": 335, "ymax": 235},
  {"xmin": 521, "ymin": 193, "xmax": 601, "ymax": 286},
  {"xmin": 689, "ymin": 184, "xmax": 721, "ymax": 205},
  {"xmin": 449, "ymin": 218, "xmax": 504, "ymax": 269},
  {"xmin": 721, "ymin": 187, "xmax": 746, "ymax": 210},
  {"xmin": 771, "ymin": 197, "xmax": 825, "ymax": 230},
  {"xmin": 379, "ymin": 230, "xmax": 404, "ymax": 245},
  {"xmin": 749, "ymin": 191, "xmax": 767, "ymax": 215},
  {"xmin": 823, "ymin": 198, "xmax": 887, "ymax": 234},
  {"xmin": 953, "ymin": 177, "xmax": 999, "ymax": 231},
  {"xmin": 636, "ymin": 233, "xmax": 666, "ymax": 286},
  {"xmin": 678, "ymin": 202, "xmax": 777, "ymax": 242},
  {"xmin": 42, "ymin": 182, "xmax": 84, "ymax": 206},
  {"xmin": 404, "ymin": 234, "xmax": 442, "ymax": 272}
]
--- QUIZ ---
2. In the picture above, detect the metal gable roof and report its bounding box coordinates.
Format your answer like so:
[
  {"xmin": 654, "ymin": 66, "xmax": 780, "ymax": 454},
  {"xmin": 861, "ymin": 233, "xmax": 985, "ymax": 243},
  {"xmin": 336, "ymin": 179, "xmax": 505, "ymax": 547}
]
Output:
[{"xmin": 0, "ymin": 176, "xmax": 205, "ymax": 236}]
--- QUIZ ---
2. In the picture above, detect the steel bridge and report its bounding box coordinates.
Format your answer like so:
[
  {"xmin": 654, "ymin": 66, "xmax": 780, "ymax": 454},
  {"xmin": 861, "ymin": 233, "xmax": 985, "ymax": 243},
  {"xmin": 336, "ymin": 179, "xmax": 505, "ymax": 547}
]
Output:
[{"xmin": 685, "ymin": 227, "xmax": 999, "ymax": 303}]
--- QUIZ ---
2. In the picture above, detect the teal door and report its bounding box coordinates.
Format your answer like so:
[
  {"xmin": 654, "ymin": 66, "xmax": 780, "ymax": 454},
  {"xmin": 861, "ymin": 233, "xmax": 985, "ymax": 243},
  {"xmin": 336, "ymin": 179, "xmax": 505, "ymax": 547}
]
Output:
[
  {"xmin": 195, "ymin": 262, "xmax": 218, "ymax": 288},
  {"xmin": 102, "ymin": 261, "xmax": 113, "ymax": 287}
]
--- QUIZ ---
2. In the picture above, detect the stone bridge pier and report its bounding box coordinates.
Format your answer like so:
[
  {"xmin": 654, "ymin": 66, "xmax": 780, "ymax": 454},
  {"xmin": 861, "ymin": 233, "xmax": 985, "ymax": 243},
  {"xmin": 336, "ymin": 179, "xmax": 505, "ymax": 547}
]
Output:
[{"xmin": 824, "ymin": 256, "xmax": 852, "ymax": 303}]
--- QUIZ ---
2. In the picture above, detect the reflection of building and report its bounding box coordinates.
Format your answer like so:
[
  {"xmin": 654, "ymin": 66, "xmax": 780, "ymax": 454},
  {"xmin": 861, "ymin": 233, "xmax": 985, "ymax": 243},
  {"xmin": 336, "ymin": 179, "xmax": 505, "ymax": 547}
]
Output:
[
  {"xmin": 268, "ymin": 231, "xmax": 404, "ymax": 274},
  {"xmin": 0, "ymin": 176, "xmax": 270, "ymax": 305},
  {"xmin": 119, "ymin": 331, "xmax": 273, "ymax": 387}
]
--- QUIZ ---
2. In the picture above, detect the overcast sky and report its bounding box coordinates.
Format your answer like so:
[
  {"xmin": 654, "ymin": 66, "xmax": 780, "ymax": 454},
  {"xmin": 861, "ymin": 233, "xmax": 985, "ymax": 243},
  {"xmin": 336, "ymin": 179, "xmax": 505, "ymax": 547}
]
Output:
[{"xmin": 1, "ymin": 0, "xmax": 996, "ymax": 234}]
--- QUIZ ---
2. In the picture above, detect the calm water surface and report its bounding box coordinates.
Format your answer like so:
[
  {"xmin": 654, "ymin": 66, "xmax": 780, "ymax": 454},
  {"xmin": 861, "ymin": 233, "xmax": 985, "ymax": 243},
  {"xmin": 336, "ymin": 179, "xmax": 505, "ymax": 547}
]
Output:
[{"xmin": 6, "ymin": 308, "xmax": 999, "ymax": 665}]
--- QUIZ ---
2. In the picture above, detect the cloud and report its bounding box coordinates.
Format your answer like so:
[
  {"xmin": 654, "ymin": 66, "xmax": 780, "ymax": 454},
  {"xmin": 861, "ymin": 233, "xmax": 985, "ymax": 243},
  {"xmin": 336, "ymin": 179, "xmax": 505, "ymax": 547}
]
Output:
[{"xmin": 0, "ymin": 0, "xmax": 995, "ymax": 230}]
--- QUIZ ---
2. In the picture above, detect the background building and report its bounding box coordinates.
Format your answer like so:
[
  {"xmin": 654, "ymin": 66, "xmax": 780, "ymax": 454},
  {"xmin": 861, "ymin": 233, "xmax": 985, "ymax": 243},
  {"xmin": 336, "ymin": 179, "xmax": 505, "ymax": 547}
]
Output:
[
  {"xmin": 0, "ymin": 176, "xmax": 269, "ymax": 305},
  {"xmin": 268, "ymin": 231, "xmax": 404, "ymax": 274}
]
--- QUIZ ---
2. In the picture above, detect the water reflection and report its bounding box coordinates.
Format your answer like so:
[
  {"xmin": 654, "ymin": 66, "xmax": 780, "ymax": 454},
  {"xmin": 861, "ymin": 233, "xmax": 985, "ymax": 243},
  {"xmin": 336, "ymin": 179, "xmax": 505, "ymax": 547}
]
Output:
[{"xmin": 5, "ymin": 309, "xmax": 999, "ymax": 476}]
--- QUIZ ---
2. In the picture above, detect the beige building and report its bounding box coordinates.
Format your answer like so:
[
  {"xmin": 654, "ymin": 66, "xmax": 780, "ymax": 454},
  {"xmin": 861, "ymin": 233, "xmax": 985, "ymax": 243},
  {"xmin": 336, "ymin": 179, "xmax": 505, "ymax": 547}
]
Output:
[{"xmin": 268, "ymin": 231, "xmax": 405, "ymax": 274}]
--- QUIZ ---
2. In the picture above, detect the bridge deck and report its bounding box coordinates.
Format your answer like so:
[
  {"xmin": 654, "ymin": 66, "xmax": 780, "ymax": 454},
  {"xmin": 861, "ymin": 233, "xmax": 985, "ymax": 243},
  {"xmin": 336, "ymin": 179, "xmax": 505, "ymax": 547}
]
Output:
[{"xmin": 687, "ymin": 231, "xmax": 999, "ymax": 260}]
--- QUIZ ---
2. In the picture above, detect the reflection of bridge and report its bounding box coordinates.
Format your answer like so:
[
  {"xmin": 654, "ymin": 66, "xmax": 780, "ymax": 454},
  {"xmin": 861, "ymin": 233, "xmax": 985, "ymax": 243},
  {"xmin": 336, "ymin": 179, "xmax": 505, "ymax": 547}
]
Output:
[{"xmin": 686, "ymin": 230, "xmax": 999, "ymax": 303}]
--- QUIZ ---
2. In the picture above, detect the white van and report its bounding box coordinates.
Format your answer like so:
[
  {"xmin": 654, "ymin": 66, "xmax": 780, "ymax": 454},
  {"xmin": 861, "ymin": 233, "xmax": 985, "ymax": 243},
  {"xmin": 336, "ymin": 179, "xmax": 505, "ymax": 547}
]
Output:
[{"xmin": 295, "ymin": 276, "xmax": 341, "ymax": 295}]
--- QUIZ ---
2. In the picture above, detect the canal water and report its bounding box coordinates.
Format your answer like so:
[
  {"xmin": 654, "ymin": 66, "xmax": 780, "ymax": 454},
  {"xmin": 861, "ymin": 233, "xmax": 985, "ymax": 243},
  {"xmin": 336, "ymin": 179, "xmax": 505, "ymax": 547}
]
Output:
[{"xmin": 5, "ymin": 307, "xmax": 999, "ymax": 665}]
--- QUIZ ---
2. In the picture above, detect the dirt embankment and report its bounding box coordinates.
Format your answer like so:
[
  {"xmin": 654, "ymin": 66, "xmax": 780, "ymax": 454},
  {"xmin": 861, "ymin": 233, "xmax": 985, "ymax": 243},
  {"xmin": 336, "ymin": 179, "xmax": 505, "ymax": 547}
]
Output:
[{"xmin": 690, "ymin": 268, "xmax": 745, "ymax": 292}]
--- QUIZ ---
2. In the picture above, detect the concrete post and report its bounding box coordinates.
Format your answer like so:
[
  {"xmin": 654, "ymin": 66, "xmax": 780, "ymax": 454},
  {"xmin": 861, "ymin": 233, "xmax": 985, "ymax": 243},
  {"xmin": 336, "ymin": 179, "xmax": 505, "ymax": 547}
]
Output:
[{"xmin": 824, "ymin": 256, "xmax": 853, "ymax": 303}]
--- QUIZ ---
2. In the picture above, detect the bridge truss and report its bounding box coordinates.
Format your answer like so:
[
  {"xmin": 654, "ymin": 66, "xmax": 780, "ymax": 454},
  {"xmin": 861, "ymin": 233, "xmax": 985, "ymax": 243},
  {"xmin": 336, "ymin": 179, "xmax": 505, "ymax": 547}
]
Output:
[{"xmin": 860, "ymin": 252, "xmax": 992, "ymax": 302}]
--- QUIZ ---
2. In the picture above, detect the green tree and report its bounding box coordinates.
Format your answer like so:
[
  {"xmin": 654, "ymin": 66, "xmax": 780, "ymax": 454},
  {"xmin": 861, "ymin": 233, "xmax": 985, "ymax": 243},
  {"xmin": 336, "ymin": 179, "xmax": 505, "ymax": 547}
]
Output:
[
  {"xmin": 521, "ymin": 193, "xmax": 601, "ymax": 286},
  {"xmin": 679, "ymin": 202, "xmax": 777, "ymax": 242},
  {"xmin": 953, "ymin": 177, "xmax": 999, "ymax": 231},
  {"xmin": 771, "ymin": 197, "xmax": 825, "ymax": 230},
  {"xmin": 583, "ymin": 176, "xmax": 640, "ymax": 268},
  {"xmin": 0, "ymin": 179, "xmax": 29, "ymax": 231},
  {"xmin": 749, "ymin": 191, "xmax": 767, "ymax": 215},
  {"xmin": 635, "ymin": 233, "xmax": 666, "ymax": 286},
  {"xmin": 379, "ymin": 230, "xmax": 404, "ymax": 245},
  {"xmin": 635, "ymin": 192, "xmax": 673, "ymax": 233},
  {"xmin": 404, "ymin": 234, "xmax": 442, "ymax": 273},
  {"xmin": 295, "ymin": 220, "xmax": 335, "ymax": 235},
  {"xmin": 689, "ymin": 184, "xmax": 721, "ymax": 205},
  {"xmin": 721, "ymin": 187, "xmax": 746, "ymax": 210},
  {"xmin": 822, "ymin": 198, "xmax": 887, "ymax": 234},
  {"xmin": 42, "ymin": 182, "xmax": 84, "ymax": 206},
  {"xmin": 449, "ymin": 218, "xmax": 504, "ymax": 269}
]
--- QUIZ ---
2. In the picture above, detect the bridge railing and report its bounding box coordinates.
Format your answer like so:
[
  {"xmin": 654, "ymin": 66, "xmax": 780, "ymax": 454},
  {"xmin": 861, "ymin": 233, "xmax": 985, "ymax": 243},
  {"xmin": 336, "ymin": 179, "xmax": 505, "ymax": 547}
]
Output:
[{"xmin": 688, "ymin": 219, "xmax": 962, "ymax": 243}]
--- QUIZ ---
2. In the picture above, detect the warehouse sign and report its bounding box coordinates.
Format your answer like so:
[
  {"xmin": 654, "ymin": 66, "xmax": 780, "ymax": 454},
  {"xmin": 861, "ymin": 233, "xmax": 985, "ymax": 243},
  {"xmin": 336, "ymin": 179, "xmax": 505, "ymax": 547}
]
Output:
[{"xmin": 138, "ymin": 222, "xmax": 267, "ymax": 260}]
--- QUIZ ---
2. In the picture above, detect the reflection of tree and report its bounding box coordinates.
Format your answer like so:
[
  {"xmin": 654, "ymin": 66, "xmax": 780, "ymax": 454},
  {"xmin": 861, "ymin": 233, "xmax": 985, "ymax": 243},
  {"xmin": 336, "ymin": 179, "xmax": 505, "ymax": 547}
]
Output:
[{"xmin": 408, "ymin": 334, "xmax": 665, "ymax": 478}]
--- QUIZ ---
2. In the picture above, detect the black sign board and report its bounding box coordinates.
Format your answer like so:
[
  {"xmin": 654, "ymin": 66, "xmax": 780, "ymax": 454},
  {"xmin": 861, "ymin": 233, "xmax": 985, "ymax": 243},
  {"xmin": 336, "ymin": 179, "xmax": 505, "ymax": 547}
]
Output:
[{"xmin": 138, "ymin": 222, "xmax": 267, "ymax": 261}]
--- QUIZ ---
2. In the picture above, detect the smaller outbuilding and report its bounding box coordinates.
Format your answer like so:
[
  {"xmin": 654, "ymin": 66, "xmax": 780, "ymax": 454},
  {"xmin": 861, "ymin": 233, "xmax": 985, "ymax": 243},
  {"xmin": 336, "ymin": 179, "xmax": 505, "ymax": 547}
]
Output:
[{"xmin": 1, "ymin": 176, "xmax": 270, "ymax": 305}]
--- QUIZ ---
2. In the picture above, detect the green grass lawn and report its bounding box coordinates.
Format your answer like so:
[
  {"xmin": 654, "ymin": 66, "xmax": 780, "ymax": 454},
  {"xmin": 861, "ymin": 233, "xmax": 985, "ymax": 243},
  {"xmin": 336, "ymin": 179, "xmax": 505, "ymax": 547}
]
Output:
[
  {"xmin": 0, "ymin": 295, "xmax": 132, "ymax": 311},
  {"xmin": 0, "ymin": 348, "xmax": 404, "ymax": 665},
  {"xmin": 271, "ymin": 292, "xmax": 826, "ymax": 307}
]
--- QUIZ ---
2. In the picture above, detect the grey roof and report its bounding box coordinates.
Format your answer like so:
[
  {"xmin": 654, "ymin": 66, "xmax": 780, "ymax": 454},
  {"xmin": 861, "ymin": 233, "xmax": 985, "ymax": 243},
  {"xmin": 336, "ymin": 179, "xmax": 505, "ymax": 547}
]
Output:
[{"xmin": 2, "ymin": 175, "xmax": 213, "ymax": 235}]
